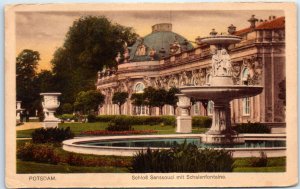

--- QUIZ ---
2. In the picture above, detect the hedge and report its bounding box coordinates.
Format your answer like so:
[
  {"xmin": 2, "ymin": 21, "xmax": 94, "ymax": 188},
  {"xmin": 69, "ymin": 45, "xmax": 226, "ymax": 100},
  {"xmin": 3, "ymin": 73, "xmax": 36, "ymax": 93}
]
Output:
[
  {"xmin": 88, "ymin": 115, "xmax": 212, "ymax": 128},
  {"xmin": 233, "ymin": 122, "xmax": 271, "ymax": 133}
]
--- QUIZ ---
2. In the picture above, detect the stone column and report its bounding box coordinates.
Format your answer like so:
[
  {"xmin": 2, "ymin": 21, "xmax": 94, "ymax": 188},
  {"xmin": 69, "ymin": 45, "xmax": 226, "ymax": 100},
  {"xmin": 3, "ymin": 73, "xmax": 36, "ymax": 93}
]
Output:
[
  {"xmin": 176, "ymin": 94, "xmax": 192, "ymax": 133},
  {"xmin": 206, "ymin": 100, "xmax": 231, "ymax": 135}
]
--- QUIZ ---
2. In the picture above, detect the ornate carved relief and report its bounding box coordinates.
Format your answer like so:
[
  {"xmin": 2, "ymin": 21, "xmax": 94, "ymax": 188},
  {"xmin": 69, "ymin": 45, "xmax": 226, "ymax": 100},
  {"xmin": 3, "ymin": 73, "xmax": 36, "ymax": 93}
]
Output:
[
  {"xmin": 242, "ymin": 56, "xmax": 263, "ymax": 85},
  {"xmin": 231, "ymin": 61, "xmax": 242, "ymax": 85}
]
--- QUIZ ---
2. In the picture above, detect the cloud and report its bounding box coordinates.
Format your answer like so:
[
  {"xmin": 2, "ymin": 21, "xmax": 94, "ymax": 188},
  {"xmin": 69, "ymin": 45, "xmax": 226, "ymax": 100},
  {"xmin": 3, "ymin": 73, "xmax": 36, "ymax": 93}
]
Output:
[{"xmin": 15, "ymin": 10, "xmax": 284, "ymax": 71}]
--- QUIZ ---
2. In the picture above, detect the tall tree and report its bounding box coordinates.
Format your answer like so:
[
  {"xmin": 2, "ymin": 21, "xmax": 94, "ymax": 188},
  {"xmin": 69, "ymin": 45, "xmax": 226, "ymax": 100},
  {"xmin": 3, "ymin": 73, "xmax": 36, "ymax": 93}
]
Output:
[
  {"xmin": 16, "ymin": 49, "xmax": 40, "ymax": 115},
  {"xmin": 143, "ymin": 87, "xmax": 156, "ymax": 115},
  {"xmin": 112, "ymin": 92, "xmax": 129, "ymax": 115},
  {"xmin": 74, "ymin": 90, "xmax": 105, "ymax": 114},
  {"xmin": 51, "ymin": 16, "xmax": 138, "ymax": 104}
]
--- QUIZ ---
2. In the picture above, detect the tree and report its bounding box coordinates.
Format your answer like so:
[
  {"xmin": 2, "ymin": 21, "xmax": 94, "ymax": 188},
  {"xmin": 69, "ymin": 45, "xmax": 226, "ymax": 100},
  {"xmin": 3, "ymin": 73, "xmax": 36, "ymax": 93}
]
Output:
[
  {"xmin": 130, "ymin": 93, "xmax": 144, "ymax": 107},
  {"xmin": 51, "ymin": 16, "xmax": 138, "ymax": 105},
  {"xmin": 16, "ymin": 49, "xmax": 40, "ymax": 115},
  {"xmin": 154, "ymin": 89, "xmax": 168, "ymax": 115},
  {"xmin": 165, "ymin": 87, "xmax": 180, "ymax": 115},
  {"xmin": 143, "ymin": 87, "xmax": 168, "ymax": 115},
  {"xmin": 35, "ymin": 70, "xmax": 56, "ymax": 93},
  {"xmin": 74, "ymin": 90, "xmax": 105, "ymax": 114},
  {"xmin": 61, "ymin": 103, "xmax": 73, "ymax": 114},
  {"xmin": 112, "ymin": 92, "xmax": 129, "ymax": 115},
  {"xmin": 143, "ymin": 87, "xmax": 156, "ymax": 115}
]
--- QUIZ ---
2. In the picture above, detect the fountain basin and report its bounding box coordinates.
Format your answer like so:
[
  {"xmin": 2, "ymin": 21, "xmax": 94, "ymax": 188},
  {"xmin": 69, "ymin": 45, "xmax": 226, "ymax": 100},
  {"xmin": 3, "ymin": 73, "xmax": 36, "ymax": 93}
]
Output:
[
  {"xmin": 180, "ymin": 85, "xmax": 263, "ymax": 100},
  {"xmin": 63, "ymin": 134, "xmax": 286, "ymax": 158},
  {"xmin": 200, "ymin": 35, "xmax": 242, "ymax": 45}
]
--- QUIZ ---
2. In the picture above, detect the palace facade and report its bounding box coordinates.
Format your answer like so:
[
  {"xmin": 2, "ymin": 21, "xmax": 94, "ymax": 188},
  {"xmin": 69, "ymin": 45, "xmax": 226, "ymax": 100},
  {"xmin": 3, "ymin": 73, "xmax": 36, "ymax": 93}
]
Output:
[{"xmin": 96, "ymin": 15, "xmax": 285, "ymax": 125}]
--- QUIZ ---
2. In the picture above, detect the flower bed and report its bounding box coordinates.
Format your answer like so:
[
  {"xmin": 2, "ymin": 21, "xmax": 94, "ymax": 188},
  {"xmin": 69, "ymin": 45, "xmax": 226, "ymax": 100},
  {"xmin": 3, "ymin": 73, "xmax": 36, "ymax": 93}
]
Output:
[{"xmin": 80, "ymin": 130, "xmax": 158, "ymax": 136}]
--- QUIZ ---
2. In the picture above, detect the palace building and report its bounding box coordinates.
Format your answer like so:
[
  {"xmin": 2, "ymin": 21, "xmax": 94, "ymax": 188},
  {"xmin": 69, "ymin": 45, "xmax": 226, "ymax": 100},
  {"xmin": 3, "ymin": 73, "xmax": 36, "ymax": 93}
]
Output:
[{"xmin": 96, "ymin": 15, "xmax": 285, "ymax": 126}]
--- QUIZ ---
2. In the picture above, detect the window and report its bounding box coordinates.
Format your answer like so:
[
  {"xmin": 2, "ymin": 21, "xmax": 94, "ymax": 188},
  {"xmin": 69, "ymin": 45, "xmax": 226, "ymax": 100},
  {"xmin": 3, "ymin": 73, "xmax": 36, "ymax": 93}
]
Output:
[
  {"xmin": 134, "ymin": 82, "xmax": 145, "ymax": 93},
  {"xmin": 133, "ymin": 82, "xmax": 147, "ymax": 115},
  {"xmin": 242, "ymin": 68, "xmax": 250, "ymax": 85},
  {"xmin": 207, "ymin": 101, "xmax": 214, "ymax": 115},
  {"xmin": 242, "ymin": 98, "xmax": 250, "ymax": 116}
]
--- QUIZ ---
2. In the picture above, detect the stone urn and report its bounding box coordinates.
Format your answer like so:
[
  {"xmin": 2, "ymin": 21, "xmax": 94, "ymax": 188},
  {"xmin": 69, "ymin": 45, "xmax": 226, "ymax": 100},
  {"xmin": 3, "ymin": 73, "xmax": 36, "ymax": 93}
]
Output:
[
  {"xmin": 176, "ymin": 94, "xmax": 192, "ymax": 133},
  {"xmin": 40, "ymin": 93, "xmax": 61, "ymax": 128},
  {"xmin": 16, "ymin": 101, "xmax": 24, "ymax": 124}
]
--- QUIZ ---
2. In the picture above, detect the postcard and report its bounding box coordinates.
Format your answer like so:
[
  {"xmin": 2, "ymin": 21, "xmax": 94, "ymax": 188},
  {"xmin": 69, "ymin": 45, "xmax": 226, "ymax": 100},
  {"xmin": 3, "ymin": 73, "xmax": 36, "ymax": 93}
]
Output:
[{"xmin": 5, "ymin": 2, "xmax": 298, "ymax": 188}]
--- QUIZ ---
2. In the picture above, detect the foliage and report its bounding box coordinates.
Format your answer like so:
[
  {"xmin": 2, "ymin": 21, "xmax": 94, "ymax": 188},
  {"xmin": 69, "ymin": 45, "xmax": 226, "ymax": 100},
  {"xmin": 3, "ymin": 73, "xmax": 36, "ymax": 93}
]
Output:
[
  {"xmin": 87, "ymin": 114, "xmax": 97, "ymax": 122},
  {"xmin": 80, "ymin": 130, "xmax": 157, "ymax": 136},
  {"xmin": 31, "ymin": 127, "xmax": 74, "ymax": 143},
  {"xmin": 165, "ymin": 87, "xmax": 180, "ymax": 114},
  {"xmin": 106, "ymin": 116, "xmax": 133, "ymax": 131},
  {"xmin": 233, "ymin": 122, "xmax": 271, "ymax": 133},
  {"xmin": 192, "ymin": 116, "xmax": 212, "ymax": 128},
  {"xmin": 247, "ymin": 152, "xmax": 268, "ymax": 167},
  {"xmin": 35, "ymin": 70, "xmax": 56, "ymax": 93},
  {"xmin": 17, "ymin": 142, "xmax": 131, "ymax": 168},
  {"xmin": 16, "ymin": 49, "xmax": 41, "ymax": 115},
  {"xmin": 130, "ymin": 93, "xmax": 145, "ymax": 107},
  {"xmin": 58, "ymin": 114, "xmax": 76, "ymax": 121},
  {"xmin": 61, "ymin": 103, "xmax": 73, "ymax": 114},
  {"xmin": 144, "ymin": 87, "xmax": 168, "ymax": 115},
  {"xmin": 112, "ymin": 92, "xmax": 129, "ymax": 115},
  {"xmin": 74, "ymin": 90, "xmax": 105, "ymax": 114},
  {"xmin": 131, "ymin": 141, "xmax": 233, "ymax": 172},
  {"xmin": 17, "ymin": 143, "xmax": 61, "ymax": 164},
  {"xmin": 51, "ymin": 16, "xmax": 138, "ymax": 104},
  {"xmin": 92, "ymin": 115, "xmax": 176, "ymax": 126}
]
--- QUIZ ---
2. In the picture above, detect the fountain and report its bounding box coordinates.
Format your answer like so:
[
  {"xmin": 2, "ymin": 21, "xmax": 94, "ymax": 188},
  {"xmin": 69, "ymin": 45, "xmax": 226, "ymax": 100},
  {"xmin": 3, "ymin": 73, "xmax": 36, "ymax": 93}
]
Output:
[
  {"xmin": 40, "ymin": 93, "xmax": 61, "ymax": 128},
  {"xmin": 179, "ymin": 31, "xmax": 263, "ymax": 144},
  {"xmin": 62, "ymin": 31, "xmax": 284, "ymax": 158}
]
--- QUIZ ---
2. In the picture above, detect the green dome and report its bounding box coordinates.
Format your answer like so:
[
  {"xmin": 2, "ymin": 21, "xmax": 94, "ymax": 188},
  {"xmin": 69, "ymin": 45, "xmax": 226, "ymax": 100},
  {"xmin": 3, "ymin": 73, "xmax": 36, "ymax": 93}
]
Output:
[{"xmin": 129, "ymin": 23, "xmax": 194, "ymax": 62}]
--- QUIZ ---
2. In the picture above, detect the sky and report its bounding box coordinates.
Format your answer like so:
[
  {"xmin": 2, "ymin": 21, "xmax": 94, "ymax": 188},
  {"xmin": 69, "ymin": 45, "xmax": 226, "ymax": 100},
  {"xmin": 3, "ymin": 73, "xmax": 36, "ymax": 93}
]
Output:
[{"xmin": 16, "ymin": 10, "xmax": 284, "ymax": 71}]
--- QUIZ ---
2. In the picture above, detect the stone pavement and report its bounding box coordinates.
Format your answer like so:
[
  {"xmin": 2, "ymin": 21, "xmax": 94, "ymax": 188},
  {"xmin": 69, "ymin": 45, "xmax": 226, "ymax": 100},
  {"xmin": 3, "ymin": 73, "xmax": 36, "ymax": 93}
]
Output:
[{"xmin": 16, "ymin": 122, "xmax": 43, "ymax": 131}]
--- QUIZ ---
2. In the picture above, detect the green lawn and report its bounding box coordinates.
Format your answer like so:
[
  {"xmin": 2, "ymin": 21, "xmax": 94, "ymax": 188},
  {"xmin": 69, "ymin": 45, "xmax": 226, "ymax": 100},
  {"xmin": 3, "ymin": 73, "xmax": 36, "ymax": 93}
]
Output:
[
  {"xmin": 17, "ymin": 122, "xmax": 208, "ymax": 138},
  {"xmin": 233, "ymin": 166, "xmax": 285, "ymax": 172},
  {"xmin": 17, "ymin": 157, "xmax": 285, "ymax": 173},
  {"xmin": 17, "ymin": 160, "xmax": 128, "ymax": 173}
]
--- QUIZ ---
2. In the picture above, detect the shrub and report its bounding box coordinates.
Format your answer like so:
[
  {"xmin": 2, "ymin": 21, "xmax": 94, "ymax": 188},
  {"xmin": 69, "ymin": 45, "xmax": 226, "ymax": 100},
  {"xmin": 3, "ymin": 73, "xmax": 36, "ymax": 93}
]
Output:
[
  {"xmin": 91, "ymin": 115, "xmax": 177, "ymax": 126},
  {"xmin": 17, "ymin": 142, "xmax": 131, "ymax": 168},
  {"xmin": 58, "ymin": 114, "xmax": 76, "ymax": 121},
  {"xmin": 192, "ymin": 116, "xmax": 212, "ymax": 128},
  {"xmin": 87, "ymin": 114, "xmax": 97, "ymax": 122},
  {"xmin": 106, "ymin": 116, "xmax": 133, "ymax": 131},
  {"xmin": 131, "ymin": 141, "xmax": 233, "ymax": 173},
  {"xmin": 248, "ymin": 151, "xmax": 268, "ymax": 167},
  {"xmin": 17, "ymin": 142, "xmax": 61, "ymax": 164},
  {"xmin": 31, "ymin": 127, "xmax": 74, "ymax": 143},
  {"xmin": 233, "ymin": 122, "xmax": 270, "ymax": 133}
]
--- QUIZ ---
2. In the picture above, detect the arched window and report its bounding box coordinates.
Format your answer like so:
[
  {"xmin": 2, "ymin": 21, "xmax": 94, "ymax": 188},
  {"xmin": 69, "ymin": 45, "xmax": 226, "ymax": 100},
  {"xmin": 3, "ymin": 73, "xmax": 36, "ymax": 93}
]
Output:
[
  {"xmin": 134, "ymin": 82, "xmax": 145, "ymax": 93},
  {"xmin": 242, "ymin": 68, "xmax": 250, "ymax": 85},
  {"xmin": 133, "ymin": 82, "xmax": 147, "ymax": 115}
]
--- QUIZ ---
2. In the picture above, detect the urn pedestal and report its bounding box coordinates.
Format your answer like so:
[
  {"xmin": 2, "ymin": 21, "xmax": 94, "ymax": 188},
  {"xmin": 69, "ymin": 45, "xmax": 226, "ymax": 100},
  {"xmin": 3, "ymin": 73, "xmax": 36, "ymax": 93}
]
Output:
[
  {"xmin": 16, "ymin": 101, "xmax": 24, "ymax": 124},
  {"xmin": 40, "ymin": 93, "xmax": 61, "ymax": 128},
  {"xmin": 176, "ymin": 94, "xmax": 192, "ymax": 133}
]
